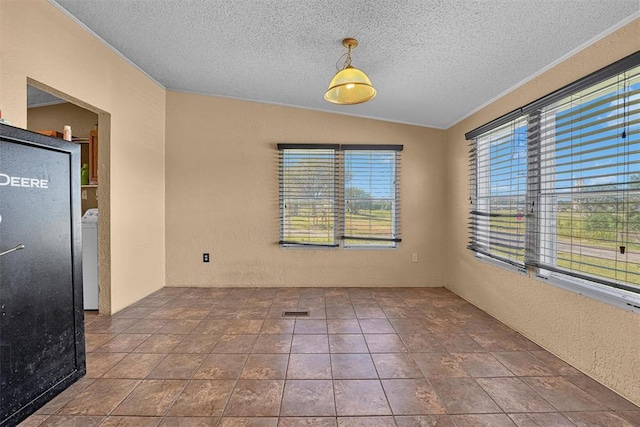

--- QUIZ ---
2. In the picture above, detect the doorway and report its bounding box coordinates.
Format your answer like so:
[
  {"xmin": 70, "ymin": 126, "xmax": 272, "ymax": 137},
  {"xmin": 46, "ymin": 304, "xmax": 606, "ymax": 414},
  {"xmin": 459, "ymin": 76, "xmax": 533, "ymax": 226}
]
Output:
[{"xmin": 26, "ymin": 80, "xmax": 112, "ymax": 314}]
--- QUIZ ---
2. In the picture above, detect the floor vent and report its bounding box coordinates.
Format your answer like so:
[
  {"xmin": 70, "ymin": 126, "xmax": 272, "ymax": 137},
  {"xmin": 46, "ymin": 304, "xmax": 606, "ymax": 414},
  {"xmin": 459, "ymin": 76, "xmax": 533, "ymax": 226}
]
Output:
[{"xmin": 282, "ymin": 310, "xmax": 310, "ymax": 317}]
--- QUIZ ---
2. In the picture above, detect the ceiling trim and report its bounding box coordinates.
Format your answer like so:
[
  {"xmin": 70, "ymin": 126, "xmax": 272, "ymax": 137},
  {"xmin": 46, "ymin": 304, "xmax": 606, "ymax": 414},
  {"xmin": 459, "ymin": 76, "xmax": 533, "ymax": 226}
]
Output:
[
  {"xmin": 47, "ymin": 0, "xmax": 166, "ymax": 91},
  {"xmin": 168, "ymin": 88, "xmax": 448, "ymax": 130},
  {"xmin": 447, "ymin": 11, "xmax": 640, "ymax": 130}
]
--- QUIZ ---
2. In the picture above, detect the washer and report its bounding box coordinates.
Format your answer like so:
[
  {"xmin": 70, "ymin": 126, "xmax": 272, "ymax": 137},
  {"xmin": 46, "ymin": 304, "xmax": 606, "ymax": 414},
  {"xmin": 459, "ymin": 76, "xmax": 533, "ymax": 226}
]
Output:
[{"xmin": 82, "ymin": 208, "xmax": 98, "ymax": 310}]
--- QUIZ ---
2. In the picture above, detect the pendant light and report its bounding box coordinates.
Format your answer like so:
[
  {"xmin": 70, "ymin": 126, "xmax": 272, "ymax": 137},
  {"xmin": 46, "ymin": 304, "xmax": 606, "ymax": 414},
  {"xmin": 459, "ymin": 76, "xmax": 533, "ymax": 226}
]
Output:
[{"xmin": 324, "ymin": 38, "xmax": 377, "ymax": 105}]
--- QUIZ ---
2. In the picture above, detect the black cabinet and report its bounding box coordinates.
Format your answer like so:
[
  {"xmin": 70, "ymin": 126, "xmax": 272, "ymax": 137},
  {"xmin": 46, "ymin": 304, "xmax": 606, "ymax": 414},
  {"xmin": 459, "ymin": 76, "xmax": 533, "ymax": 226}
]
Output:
[{"xmin": 0, "ymin": 123, "xmax": 85, "ymax": 426}]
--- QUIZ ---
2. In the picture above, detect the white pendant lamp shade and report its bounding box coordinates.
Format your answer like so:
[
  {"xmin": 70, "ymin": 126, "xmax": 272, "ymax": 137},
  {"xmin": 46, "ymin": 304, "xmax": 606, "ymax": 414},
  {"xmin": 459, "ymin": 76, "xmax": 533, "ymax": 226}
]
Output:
[{"xmin": 324, "ymin": 38, "xmax": 376, "ymax": 105}]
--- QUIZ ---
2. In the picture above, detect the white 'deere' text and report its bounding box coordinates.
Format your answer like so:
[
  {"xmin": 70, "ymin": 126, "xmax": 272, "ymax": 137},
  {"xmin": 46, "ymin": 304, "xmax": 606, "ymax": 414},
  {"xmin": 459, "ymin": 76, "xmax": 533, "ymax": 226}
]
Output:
[{"xmin": 0, "ymin": 173, "xmax": 49, "ymax": 189}]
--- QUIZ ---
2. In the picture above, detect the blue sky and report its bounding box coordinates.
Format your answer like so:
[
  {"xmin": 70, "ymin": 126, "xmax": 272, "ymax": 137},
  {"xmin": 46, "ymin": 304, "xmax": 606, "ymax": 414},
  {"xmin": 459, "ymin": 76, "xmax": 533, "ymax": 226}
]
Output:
[
  {"xmin": 344, "ymin": 151, "xmax": 396, "ymax": 199},
  {"xmin": 283, "ymin": 149, "xmax": 396, "ymax": 199},
  {"xmin": 486, "ymin": 69, "xmax": 639, "ymax": 198}
]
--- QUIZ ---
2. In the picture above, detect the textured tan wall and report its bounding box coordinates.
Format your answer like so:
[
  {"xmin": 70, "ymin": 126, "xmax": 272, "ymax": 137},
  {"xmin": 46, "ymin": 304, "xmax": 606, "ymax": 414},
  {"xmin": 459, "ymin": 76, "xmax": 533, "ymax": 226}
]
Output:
[
  {"xmin": 165, "ymin": 91, "xmax": 445, "ymax": 287},
  {"xmin": 1, "ymin": 0, "xmax": 166, "ymax": 313},
  {"xmin": 79, "ymin": 186, "xmax": 98, "ymax": 215},
  {"xmin": 27, "ymin": 104, "xmax": 100, "ymax": 214},
  {"xmin": 444, "ymin": 19, "xmax": 640, "ymax": 405},
  {"xmin": 27, "ymin": 102, "xmax": 98, "ymax": 139}
]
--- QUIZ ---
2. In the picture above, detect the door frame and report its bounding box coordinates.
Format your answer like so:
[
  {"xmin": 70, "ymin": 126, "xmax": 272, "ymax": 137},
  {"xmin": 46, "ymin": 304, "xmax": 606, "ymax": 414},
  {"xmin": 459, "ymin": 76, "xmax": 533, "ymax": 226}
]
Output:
[{"xmin": 27, "ymin": 78, "xmax": 112, "ymax": 314}]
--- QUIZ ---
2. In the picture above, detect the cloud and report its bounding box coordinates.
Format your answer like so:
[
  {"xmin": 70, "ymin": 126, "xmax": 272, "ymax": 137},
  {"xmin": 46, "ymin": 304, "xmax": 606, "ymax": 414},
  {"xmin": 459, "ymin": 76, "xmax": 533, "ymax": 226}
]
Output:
[{"xmin": 597, "ymin": 79, "xmax": 640, "ymax": 133}]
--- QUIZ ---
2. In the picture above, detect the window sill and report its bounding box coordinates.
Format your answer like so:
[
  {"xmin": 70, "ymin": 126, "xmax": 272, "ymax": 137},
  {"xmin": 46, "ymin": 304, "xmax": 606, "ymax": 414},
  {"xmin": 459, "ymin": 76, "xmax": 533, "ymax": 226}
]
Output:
[
  {"xmin": 535, "ymin": 272, "xmax": 640, "ymax": 314},
  {"xmin": 474, "ymin": 253, "xmax": 528, "ymax": 276}
]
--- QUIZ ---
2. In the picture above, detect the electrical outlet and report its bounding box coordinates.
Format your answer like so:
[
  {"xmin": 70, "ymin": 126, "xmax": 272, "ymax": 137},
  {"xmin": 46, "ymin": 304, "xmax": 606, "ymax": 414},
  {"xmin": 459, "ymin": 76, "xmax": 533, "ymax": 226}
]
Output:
[
  {"xmin": 411, "ymin": 253, "xmax": 418, "ymax": 263},
  {"xmin": 81, "ymin": 190, "xmax": 87, "ymax": 200},
  {"xmin": 203, "ymin": 253, "xmax": 210, "ymax": 263}
]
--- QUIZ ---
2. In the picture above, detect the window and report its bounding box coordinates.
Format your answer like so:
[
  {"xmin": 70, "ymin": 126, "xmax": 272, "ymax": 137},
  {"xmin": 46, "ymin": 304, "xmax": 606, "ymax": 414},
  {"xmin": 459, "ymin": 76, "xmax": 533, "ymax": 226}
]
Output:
[
  {"xmin": 343, "ymin": 146, "xmax": 401, "ymax": 247},
  {"xmin": 468, "ymin": 51, "xmax": 640, "ymax": 309},
  {"xmin": 535, "ymin": 64, "xmax": 640, "ymax": 295},
  {"xmin": 279, "ymin": 144, "xmax": 339, "ymax": 247},
  {"xmin": 278, "ymin": 144, "xmax": 402, "ymax": 248},
  {"xmin": 468, "ymin": 118, "xmax": 528, "ymax": 268}
]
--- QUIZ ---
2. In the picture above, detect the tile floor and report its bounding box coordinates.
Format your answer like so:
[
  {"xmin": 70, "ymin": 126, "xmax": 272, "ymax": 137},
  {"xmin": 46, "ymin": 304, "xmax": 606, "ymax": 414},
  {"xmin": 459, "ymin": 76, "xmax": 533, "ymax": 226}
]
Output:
[{"xmin": 21, "ymin": 287, "xmax": 640, "ymax": 427}]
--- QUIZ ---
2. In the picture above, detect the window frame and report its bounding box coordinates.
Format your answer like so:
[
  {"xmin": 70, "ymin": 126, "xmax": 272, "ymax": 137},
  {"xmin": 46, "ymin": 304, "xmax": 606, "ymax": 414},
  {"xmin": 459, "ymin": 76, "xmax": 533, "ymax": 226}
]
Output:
[
  {"xmin": 278, "ymin": 143, "xmax": 402, "ymax": 249},
  {"xmin": 466, "ymin": 50, "xmax": 640, "ymax": 312},
  {"xmin": 278, "ymin": 144, "xmax": 340, "ymax": 248},
  {"xmin": 468, "ymin": 118, "xmax": 528, "ymax": 270},
  {"xmin": 342, "ymin": 145, "xmax": 402, "ymax": 248}
]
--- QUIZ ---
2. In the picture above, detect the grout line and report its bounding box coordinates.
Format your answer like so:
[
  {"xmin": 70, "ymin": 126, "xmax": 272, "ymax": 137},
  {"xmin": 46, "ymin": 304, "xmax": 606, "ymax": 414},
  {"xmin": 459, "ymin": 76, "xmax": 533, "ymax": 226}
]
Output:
[
  {"xmin": 210, "ymin": 299, "xmax": 260, "ymax": 422},
  {"xmin": 69, "ymin": 287, "xmax": 639, "ymax": 426},
  {"xmin": 160, "ymin": 377, "xmax": 190, "ymax": 420},
  {"xmin": 370, "ymin": 311, "xmax": 397, "ymax": 425},
  {"xmin": 101, "ymin": 377, "xmax": 143, "ymax": 420}
]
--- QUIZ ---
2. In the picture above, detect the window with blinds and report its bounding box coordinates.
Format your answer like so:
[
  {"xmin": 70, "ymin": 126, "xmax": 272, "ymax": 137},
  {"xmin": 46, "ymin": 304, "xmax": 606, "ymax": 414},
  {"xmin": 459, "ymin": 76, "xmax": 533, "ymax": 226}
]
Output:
[
  {"xmin": 534, "ymin": 63, "xmax": 640, "ymax": 293},
  {"xmin": 278, "ymin": 144, "xmax": 340, "ymax": 247},
  {"xmin": 469, "ymin": 119, "xmax": 528, "ymax": 268},
  {"xmin": 467, "ymin": 51, "xmax": 640, "ymax": 307},
  {"xmin": 278, "ymin": 143, "xmax": 402, "ymax": 248},
  {"xmin": 343, "ymin": 145, "xmax": 402, "ymax": 247}
]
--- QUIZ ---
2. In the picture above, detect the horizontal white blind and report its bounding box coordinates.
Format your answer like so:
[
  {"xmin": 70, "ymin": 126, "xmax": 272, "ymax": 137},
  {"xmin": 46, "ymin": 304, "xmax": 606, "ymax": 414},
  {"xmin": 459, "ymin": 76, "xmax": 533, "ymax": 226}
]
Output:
[
  {"xmin": 469, "ymin": 118, "xmax": 528, "ymax": 268},
  {"xmin": 467, "ymin": 52, "xmax": 640, "ymax": 301},
  {"xmin": 278, "ymin": 144, "xmax": 339, "ymax": 247},
  {"xmin": 342, "ymin": 146, "xmax": 402, "ymax": 246},
  {"xmin": 534, "ymin": 65, "xmax": 640, "ymax": 292}
]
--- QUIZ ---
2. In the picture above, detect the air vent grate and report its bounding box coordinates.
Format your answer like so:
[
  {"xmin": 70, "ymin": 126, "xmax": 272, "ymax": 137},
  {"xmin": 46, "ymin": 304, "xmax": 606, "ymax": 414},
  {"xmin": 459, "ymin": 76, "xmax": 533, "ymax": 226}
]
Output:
[{"xmin": 282, "ymin": 310, "xmax": 310, "ymax": 317}]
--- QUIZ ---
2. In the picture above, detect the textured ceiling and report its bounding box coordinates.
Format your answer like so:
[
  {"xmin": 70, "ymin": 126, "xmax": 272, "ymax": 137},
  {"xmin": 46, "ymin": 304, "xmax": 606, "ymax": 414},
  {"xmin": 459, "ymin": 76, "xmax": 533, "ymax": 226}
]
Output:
[
  {"xmin": 27, "ymin": 86, "xmax": 65, "ymax": 108},
  {"xmin": 50, "ymin": 0, "xmax": 640, "ymax": 129}
]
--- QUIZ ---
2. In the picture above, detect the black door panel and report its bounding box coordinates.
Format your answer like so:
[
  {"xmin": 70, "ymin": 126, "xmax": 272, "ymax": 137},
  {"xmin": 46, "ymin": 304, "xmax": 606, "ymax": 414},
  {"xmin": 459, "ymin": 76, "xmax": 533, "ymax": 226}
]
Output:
[{"xmin": 0, "ymin": 124, "xmax": 85, "ymax": 426}]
